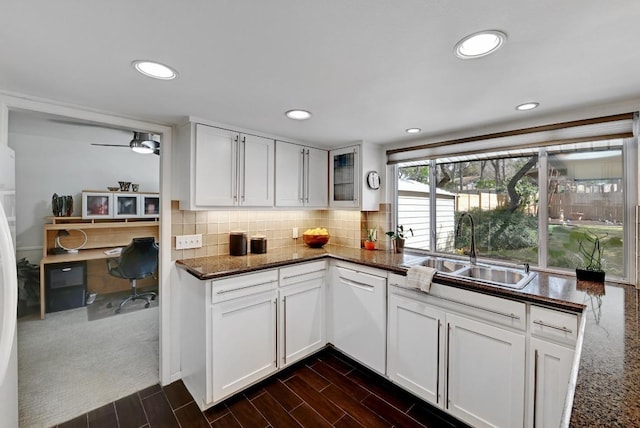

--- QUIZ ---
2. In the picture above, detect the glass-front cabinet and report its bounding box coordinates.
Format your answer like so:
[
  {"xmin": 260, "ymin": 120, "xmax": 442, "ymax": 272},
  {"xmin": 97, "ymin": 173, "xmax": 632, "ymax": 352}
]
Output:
[{"xmin": 329, "ymin": 145, "xmax": 360, "ymax": 208}]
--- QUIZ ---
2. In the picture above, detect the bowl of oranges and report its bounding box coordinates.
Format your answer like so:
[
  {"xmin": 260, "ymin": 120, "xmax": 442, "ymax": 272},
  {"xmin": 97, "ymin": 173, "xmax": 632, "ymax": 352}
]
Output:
[{"xmin": 302, "ymin": 228, "xmax": 330, "ymax": 248}]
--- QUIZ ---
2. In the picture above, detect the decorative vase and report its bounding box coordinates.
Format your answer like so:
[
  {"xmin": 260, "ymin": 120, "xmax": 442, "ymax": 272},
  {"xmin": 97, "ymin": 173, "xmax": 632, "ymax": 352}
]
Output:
[
  {"xmin": 393, "ymin": 238, "xmax": 405, "ymax": 253},
  {"xmin": 364, "ymin": 240, "xmax": 376, "ymax": 250},
  {"xmin": 575, "ymin": 268, "xmax": 605, "ymax": 283}
]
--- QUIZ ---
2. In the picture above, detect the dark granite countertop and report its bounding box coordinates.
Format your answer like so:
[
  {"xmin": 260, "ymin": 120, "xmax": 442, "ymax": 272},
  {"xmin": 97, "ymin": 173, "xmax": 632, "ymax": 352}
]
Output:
[{"xmin": 175, "ymin": 245, "xmax": 640, "ymax": 427}]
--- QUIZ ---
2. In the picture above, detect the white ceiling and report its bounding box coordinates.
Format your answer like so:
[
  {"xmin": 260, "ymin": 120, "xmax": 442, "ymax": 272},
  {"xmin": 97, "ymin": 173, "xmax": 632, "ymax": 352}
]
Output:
[{"xmin": 1, "ymin": 1, "xmax": 639, "ymax": 148}]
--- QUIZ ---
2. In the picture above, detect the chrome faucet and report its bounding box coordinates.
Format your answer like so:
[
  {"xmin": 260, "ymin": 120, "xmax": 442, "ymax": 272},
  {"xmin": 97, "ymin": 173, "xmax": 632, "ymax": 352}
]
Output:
[{"xmin": 455, "ymin": 212, "xmax": 477, "ymax": 265}]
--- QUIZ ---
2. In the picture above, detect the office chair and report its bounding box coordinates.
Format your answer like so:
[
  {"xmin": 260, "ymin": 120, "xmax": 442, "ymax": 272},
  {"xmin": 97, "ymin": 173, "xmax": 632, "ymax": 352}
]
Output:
[{"xmin": 106, "ymin": 237, "xmax": 158, "ymax": 313}]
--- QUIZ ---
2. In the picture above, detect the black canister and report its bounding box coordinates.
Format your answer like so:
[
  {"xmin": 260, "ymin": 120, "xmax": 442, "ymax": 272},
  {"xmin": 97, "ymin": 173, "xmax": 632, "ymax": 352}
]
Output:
[
  {"xmin": 250, "ymin": 235, "xmax": 267, "ymax": 254},
  {"xmin": 229, "ymin": 231, "xmax": 247, "ymax": 256}
]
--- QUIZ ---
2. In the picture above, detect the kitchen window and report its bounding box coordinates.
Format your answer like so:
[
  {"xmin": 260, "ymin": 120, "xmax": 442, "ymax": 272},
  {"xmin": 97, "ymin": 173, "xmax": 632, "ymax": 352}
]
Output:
[{"xmin": 393, "ymin": 138, "xmax": 635, "ymax": 282}]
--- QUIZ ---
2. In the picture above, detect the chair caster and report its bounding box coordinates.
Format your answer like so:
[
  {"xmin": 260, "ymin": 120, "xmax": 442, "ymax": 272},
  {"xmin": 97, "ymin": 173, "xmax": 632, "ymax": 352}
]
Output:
[
  {"xmin": 106, "ymin": 302, "xmax": 112, "ymax": 308},
  {"xmin": 115, "ymin": 308, "xmax": 121, "ymax": 313},
  {"xmin": 151, "ymin": 295, "xmax": 156, "ymax": 301},
  {"xmin": 145, "ymin": 302, "xmax": 150, "ymax": 308}
]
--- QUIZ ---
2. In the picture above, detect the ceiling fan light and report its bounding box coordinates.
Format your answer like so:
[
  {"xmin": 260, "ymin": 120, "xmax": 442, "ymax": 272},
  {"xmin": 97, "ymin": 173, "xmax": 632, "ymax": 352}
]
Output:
[{"xmin": 130, "ymin": 132, "xmax": 159, "ymax": 154}]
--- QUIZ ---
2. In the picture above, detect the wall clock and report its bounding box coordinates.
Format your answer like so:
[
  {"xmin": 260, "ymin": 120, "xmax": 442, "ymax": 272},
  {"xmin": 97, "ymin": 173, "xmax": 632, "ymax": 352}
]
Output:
[{"xmin": 367, "ymin": 171, "xmax": 381, "ymax": 190}]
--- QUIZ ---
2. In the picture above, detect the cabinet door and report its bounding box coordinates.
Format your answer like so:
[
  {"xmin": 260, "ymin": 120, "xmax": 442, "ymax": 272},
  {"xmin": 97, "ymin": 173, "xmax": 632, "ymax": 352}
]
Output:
[
  {"xmin": 280, "ymin": 274, "xmax": 325, "ymax": 366},
  {"xmin": 446, "ymin": 313, "xmax": 525, "ymax": 428},
  {"xmin": 329, "ymin": 145, "xmax": 359, "ymax": 208},
  {"xmin": 211, "ymin": 290, "xmax": 277, "ymax": 402},
  {"xmin": 388, "ymin": 293, "xmax": 445, "ymax": 407},
  {"xmin": 194, "ymin": 124, "xmax": 238, "ymax": 206},
  {"xmin": 331, "ymin": 265, "xmax": 386, "ymax": 374},
  {"xmin": 306, "ymin": 147, "xmax": 328, "ymax": 207},
  {"xmin": 529, "ymin": 338, "xmax": 574, "ymax": 428},
  {"xmin": 240, "ymin": 134, "xmax": 274, "ymax": 206},
  {"xmin": 275, "ymin": 141, "xmax": 304, "ymax": 207}
]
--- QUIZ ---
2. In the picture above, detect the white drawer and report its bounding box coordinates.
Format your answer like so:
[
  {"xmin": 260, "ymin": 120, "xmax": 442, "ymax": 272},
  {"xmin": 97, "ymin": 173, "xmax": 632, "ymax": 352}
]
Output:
[
  {"xmin": 279, "ymin": 260, "xmax": 326, "ymax": 286},
  {"xmin": 211, "ymin": 269, "xmax": 278, "ymax": 303},
  {"xmin": 387, "ymin": 273, "xmax": 407, "ymax": 288},
  {"xmin": 426, "ymin": 283, "xmax": 527, "ymax": 331},
  {"xmin": 530, "ymin": 305, "xmax": 578, "ymax": 346}
]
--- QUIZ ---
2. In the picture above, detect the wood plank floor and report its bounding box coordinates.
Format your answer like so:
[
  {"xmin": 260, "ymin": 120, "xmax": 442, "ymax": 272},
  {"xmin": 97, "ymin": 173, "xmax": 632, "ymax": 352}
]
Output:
[{"xmin": 55, "ymin": 347, "xmax": 469, "ymax": 428}]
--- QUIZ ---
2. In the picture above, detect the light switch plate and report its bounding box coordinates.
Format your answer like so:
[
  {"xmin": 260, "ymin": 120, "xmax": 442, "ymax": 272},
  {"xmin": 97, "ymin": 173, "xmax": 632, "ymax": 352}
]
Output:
[{"xmin": 176, "ymin": 234, "xmax": 202, "ymax": 250}]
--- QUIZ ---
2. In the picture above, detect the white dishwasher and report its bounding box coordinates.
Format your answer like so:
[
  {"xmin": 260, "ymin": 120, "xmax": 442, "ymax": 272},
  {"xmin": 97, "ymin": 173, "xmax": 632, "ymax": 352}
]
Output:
[{"xmin": 329, "ymin": 261, "xmax": 387, "ymax": 375}]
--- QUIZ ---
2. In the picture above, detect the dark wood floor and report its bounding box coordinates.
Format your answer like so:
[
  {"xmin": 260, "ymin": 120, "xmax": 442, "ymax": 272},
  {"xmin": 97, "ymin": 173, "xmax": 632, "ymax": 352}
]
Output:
[{"xmin": 56, "ymin": 348, "xmax": 467, "ymax": 428}]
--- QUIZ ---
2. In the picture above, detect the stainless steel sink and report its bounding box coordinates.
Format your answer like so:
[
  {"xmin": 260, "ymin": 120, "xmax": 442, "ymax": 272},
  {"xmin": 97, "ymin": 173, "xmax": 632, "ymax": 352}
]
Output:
[
  {"xmin": 454, "ymin": 265, "xmax": 535, "ymax": 289},
  {"xmin": 403, "ymin": 255, "xmax": 536, "ymax": 289},
  {"xmin": 418, "ymin": 257, "xmax": 468, "ymax": 273}
]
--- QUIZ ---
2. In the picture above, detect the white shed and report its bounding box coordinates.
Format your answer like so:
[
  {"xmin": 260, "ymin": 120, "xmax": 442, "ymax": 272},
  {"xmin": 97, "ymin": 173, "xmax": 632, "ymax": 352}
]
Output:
[{"xmin": 397, "ymin": 179, "xmax": 456, "ymax": 252}]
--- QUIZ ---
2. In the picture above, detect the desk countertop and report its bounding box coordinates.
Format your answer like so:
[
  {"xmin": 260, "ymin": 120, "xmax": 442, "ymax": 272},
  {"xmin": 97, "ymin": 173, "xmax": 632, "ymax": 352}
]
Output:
[{"xmin": 175, "ymin": 245, "xmax": 640, "ymax": 426}]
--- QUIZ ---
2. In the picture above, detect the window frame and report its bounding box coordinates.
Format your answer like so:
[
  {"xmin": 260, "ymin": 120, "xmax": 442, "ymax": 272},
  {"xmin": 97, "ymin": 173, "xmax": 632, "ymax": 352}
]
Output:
[{"xmin": 390, "ymin": 138, "xmax": 637, "ymax": 284}]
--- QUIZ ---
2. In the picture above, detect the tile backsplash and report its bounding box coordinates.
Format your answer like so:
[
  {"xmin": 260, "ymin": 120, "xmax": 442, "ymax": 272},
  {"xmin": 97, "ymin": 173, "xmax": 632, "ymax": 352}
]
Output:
[{"xmin": 171, "ymin": 201, "xmax": 389, "ymax": 260}]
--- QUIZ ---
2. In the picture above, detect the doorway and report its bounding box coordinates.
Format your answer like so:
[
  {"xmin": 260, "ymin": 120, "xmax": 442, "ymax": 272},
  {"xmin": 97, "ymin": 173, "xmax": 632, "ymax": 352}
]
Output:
[{"xmin": 8, "ymin": 110, "xmax": 163, "ymax": 427}]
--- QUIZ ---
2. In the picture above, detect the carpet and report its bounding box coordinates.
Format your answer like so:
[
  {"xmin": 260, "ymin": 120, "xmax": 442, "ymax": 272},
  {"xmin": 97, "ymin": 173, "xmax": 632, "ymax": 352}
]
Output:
[
  {"xmin": 86, "ymin": 288, "xmax": 159, "ymax": 321},
  {"xmin": 18, "ymin": 304, "xmax": 159, "ymax": 428}
]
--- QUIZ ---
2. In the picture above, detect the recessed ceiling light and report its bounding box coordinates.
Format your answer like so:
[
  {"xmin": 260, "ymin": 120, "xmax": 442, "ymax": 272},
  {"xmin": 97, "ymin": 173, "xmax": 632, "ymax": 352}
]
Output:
[
  {"xmin": 285, "ymin": 109, "xmax": 312, "ymax": 120},
  {"xmin": 516, "ymin": 102, "xmax": 540, "ymax": 111},
  {"xmin": 406, "ymin": 128, "xmax": 421, "ymax": 134},
  {"xmin": 132, "ymin": 60, "xmax": 177, "ymax": 80},
  {"xmin": 455, "ymin": 30, "xmax": 507, "ymax": 59}
]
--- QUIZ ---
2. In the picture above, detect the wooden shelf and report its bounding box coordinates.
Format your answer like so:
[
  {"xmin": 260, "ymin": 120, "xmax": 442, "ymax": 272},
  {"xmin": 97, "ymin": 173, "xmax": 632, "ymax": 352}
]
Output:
[
  {"xmin": 45, "ymin": 216, "xmax": 159, "ymax": 226},
  {"xmin": 45, "ymin": 217, "xmax": 159, "ymax": 230}
]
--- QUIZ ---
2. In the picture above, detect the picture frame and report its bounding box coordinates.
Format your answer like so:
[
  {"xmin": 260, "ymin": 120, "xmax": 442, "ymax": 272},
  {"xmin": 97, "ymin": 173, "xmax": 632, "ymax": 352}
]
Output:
[
  {"xmin": 139, "ymin": 194, "xmax": 160, "ymax": 218},
  {"xmin": 114, "ymin": 193, "xmax": 139, "ymax": 218},
  {"xmin": 82, "ymin": 192, "xmax": 113, "ymax": 219}
]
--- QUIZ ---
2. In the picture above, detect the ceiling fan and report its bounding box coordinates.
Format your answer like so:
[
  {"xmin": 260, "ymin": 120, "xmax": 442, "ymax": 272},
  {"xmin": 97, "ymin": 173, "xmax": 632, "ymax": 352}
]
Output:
[
  {"xmin": 91, "ymin": 131, "xmax": 160, "ymax": 155},
  {"xmin": 46, "ymin": 118, "xmax": 161, "ymax": 155}
]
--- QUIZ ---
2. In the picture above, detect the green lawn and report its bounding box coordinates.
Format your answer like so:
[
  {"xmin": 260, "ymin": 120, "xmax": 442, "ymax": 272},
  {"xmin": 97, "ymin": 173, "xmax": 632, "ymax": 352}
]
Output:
[{"xmin": 481, "ymin": 223, "xmax": 624, "ymax": 277}]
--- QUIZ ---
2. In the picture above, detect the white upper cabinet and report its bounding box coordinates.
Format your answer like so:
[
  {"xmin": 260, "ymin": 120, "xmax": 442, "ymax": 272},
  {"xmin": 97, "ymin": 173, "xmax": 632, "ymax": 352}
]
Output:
[
  {"xmin": 275, "ymin": 141, "xmax": 328, "ymax": 208},
  {"xmin": 329, "ymin": 143, "xmax": 384, "ymax": 210},
  {"xmin": 173, "ymin": 122, "xmax": 274, "ymax": 209}
]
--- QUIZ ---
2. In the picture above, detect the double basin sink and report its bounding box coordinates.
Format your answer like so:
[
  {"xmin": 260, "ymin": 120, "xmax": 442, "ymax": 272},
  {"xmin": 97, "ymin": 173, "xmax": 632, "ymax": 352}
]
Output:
[{"xmin": 403, "ymin": 255, "xmax": 536, "ymax": 290}]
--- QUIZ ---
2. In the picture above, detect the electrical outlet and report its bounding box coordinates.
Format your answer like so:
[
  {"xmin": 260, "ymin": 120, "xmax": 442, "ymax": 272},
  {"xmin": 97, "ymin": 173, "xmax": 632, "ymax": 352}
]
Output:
[
  {"xmin": 292, "ymin": 227, "xmax": 299, "ymax": 239},
  {"xmin": 176, "ymin": 233, "xmax": 203, "ymax": 250}
]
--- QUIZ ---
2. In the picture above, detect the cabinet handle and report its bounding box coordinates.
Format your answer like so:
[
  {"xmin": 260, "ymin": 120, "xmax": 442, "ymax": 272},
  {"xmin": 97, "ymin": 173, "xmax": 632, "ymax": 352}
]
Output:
[
  {"xmin": 305, "ymin": 149, "xmax": 310, "ymax": 203},
  {"xmin": 61, "ymin": 267, "xmax": 72, "ymax": 272},
  {"xmin": 241, "ymin": 136, "xmax": 246, "ymax": 202},
  {"xmin": 533, "ymin": 349, "xmax": 539, "ymax": 428},
  {"xmin": 430, "ymin": 294, "xmax": 521, "ymax": 321},
  {"xmin": 215, "ymin": 280, "xmax": 276, "ymax": 295},
  {"xmin": 233, "ymin": 136, "xmax": 239, "ymax": 201},
  {"xmin": 274, "ymin": 299, "xmax": 278, "ymax": 366},
  {"xmin": 283, "ymin": 296, "xmax": 287, "ymax": 365},
  {"xmin": 436, "ymin": 319, "xmax": 441, "ymax": 404},
  {"xmin": 532, "ymin": 320, "xmax": 573, "ymax": 334},
  {"xmin": 339, "ymin": 277, "xmax": 375, "ymax": 291},
  {"xmin": 445, "ymin": 322, "xmax": 451, "ymax": 409},
  {"xmin": 299, "ymin": 148, "xmax": 305, "ymax": 202},
  {"xmin": 281, "ymin": 268, "xmax": 325, "ymax": 281}
]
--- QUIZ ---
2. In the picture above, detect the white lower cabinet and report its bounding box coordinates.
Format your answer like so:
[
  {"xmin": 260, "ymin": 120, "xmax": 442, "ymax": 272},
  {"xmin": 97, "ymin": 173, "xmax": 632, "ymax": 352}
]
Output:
[
  {"xmin": 180, "ymin": 263, "xmax": 326, "ymax": 410},
  {"xmin": 527, "ymin": 304, "xmax": 577, "ymax": 428},
  {"xmin": 388, "ymin": 292, "xmax": 445, "ymax": 406},
  {"xmin": 387, "ymin": 279, "xmax": 526, "ymax": 428},
  {"xmin": 528, "ymin": 338, "xmax": 574, "ymax": 428},
  {"xmin": 279, "ymin": 261, "xmax": 326, "ymax": 367},
  {"xmin": 211, "ymin": 289, "xmax": 278, "ymax": 401},
  {"xmin": 446, "ymin": 313, "xmax": 525, "ymax": 428},
  {"xmin": 329, "ymin": 261, "xmax": 387, "ymax": 374},
  {"xmin": 179, "ymin": 268, "xmax": 279, "ymax": 410}
]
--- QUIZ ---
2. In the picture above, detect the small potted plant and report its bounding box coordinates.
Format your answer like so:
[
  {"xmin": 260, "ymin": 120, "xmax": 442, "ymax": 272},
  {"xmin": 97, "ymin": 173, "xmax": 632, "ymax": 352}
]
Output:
[
  {"xmin": 364, "ymin": 226, "xmax": 377, "ymax": 250},
  {"xmin": 576, "ymin": 230, "xmax": 607, "ymax": 283},
  {"xmin": 386, "ymin": 225, "xmax": 414, "ymax": 253}
]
